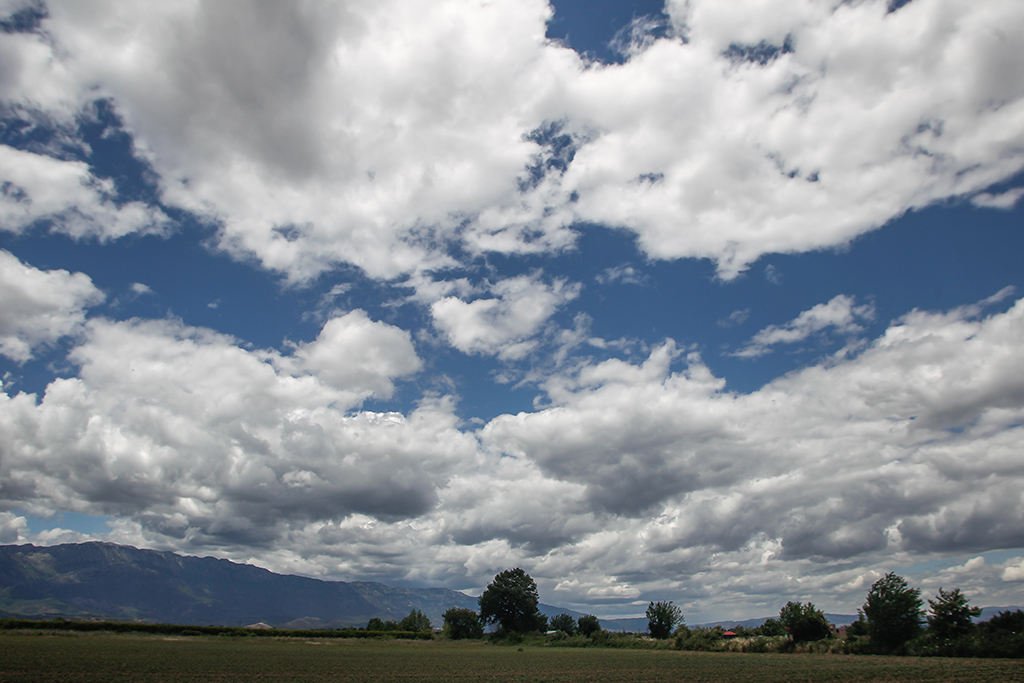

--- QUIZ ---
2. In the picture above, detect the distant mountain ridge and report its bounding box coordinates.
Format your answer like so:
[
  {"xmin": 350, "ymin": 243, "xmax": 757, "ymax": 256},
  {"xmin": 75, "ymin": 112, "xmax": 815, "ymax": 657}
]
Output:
[
  {"xmin": 0, "ymin": 542, "xmax": 479, "ymax": 628},
  {"xmin": 0, "ymin": 542, "xmax": 640, "ymax": 631},
  {"xmin": 2, "ymin": 543, "xmax": 1015, "ymax": 632}
]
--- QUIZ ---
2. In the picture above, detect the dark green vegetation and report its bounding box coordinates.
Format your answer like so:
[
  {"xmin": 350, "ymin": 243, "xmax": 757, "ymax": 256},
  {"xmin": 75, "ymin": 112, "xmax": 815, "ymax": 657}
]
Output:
[
  {"xmin": 442, "ymin": 607, "xmax": 484, "ymax": 640},
  {"xmin": 646, "ymin": 600, "xmax": 683, "ymax": 639},
  {"xmin": 2, "ymin": 633, "xmax": 1022, "ymax": 683},
  {"xmin": 0, "ymin": 617, "xmax": 432, "ymax": 640},
  {"xmin": 863, "ymin": 572, "xmax": 925, "ymax": 653},
  {"xmin": 928, "ymin": 588, "xmax": 983, "ymax": 642},
  {"xmin": 778, "ymin": 601, "xmax": 831, "ymax": 643},
  {"xmin": 477, "ymin": 568, "xmax": 547, "ymax": 635},
  {"xmin": 549, "ymin": 613, "xmax": 579, "ymax": 635}
]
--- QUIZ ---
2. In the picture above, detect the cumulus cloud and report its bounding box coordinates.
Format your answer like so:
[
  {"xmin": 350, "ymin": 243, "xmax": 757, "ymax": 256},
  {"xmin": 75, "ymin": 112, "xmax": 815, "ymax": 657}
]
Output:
[
  {"xmin": 0, "ymin": 0, "xmax": 581, "ymax": 281},
  {"xmin": 563, "ymin": 0, "xmax": 1024, "ymax": 277},
  {"xmin": 0, "ymin": 0, "xmax": 1019, "ymax": 281},
  {"xmin": 430, "ymin": 273, "xmax": 580, "ymax": 360},
  {"xmin": 1, "ymin": 292, "xmax": 1023, "ymax": 617},
  {"xmin": 734, "ymin": 295, "xmax": 875, "ymax": 357},
  {"xmin": 0, "ymin": 249, "xmax": 104, "ymax": 361},
  {"xmin": 289, "ymin": 310, "xmax": 422, "ymax": 398},
  {"xmin": 1002, "ymin": 558, "xmax": 1024, "ymax": 582},
  {"xmin": 0, "ymin": 146, "xmax": 170, "ymax": 240},
  {"xmin": 0, "ymin": 315, "xmax": 472, "ymax": 548},
  {"xmin": 0, "ymin": 510, "xmax": 27, "ymax": 544},
  {"xmin": 478, "ymin": 292, "xmax": 1024, "ymax": 610}
]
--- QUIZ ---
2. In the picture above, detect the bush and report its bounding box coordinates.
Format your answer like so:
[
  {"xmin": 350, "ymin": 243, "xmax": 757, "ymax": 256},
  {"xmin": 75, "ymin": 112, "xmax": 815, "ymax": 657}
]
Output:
[
  {"xmin": 779, "ymin": 601, "xmax": 832, "ymax": 643},
  {"xmin": 442, "ymin": 608, "xmax": 483, "ymax": 640},
  {"xmin": 674, "ymin": 626, "xmax": 724, "ymax": 651},
  {"xmin": 971, "ymin": 610, "xmax": 1024, "ymax": 658},
  {"xmin": 399, "ymin": 609, "xmax": 432, "ymax": 633},
  {"xmin": 549, "ymin": 613, "xmax": 578, "ymax": 636}
]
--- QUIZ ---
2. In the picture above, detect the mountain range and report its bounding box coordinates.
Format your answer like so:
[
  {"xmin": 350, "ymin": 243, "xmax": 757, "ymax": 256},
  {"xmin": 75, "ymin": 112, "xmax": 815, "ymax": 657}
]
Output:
[
  {"xmin": 0, "ymin": 542, "xmax": 646, "ymax": 630},
  {"xmin": 0, "ymin": 543, "xmax": 1014, "ymax": 631}
]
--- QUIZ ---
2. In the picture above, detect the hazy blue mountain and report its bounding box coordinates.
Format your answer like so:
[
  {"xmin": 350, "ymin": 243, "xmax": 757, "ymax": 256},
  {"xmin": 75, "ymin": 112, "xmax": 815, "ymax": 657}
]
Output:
[{"xmin": 0, "ymin": 542, "xmax": 477, "ymax": 628}]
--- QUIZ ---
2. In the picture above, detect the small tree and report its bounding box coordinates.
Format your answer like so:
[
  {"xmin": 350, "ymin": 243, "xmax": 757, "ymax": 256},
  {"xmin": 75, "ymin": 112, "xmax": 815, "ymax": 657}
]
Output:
[
  {"xmin": 399, "ymin": 609, "xmax": 432, "ymax": 632},
  {"xmin": 862, "ymin": 572, "xmax": 923, "ymax": 652},
  {"xmin": 927, "ymin": 588, "xmax": 981, "ymax": 642},
  {"xmin": 578, "ymin": 614, "xmax": 602, "ymax": 637},
  {"xmin": 778, "ymin": 601, "xmax": 832, "ymax": 643},
  {"xmin": 646, "ymin": 601, "xmax": 683, "ymax": 639},
  {"xmin": 549, "ymin": 613, "xmax": 578, "ymax": 635},
  {"xmin": 442, "ymin": 607, "xmax": 483, "ymax": 640},
  {"xmin": 478, "ymin": 568, "xmax": 547, "ymax": 634}
]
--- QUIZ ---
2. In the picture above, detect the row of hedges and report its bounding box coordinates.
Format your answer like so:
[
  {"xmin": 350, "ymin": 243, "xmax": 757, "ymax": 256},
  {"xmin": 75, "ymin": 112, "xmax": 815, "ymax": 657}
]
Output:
[{"xmin": 0, "ymin": 618, "xmax": 432, "ymax": 640}]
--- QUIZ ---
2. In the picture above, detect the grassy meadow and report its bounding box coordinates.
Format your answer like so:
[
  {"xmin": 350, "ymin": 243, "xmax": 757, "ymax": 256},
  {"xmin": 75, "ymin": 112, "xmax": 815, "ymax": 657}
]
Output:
[{"xmin": 1, "ymin": 632, "xmax": 1023, "ymax": 682}]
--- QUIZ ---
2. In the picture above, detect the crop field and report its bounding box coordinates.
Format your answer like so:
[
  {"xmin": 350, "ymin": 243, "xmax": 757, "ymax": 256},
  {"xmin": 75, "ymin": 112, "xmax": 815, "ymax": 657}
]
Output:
[{"xmin": 0, "ymin": 633, "xmax": 1022, "ymax": 682}]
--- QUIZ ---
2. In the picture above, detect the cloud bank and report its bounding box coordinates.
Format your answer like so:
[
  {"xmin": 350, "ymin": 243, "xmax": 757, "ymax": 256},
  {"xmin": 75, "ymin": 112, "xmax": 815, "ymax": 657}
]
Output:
[
  {"xmin": 2, "ymin": 276, "xmax": 1022, "ymax": 615},
  {"xmin": 0, "ymin": 0, "xmax": 1023, "ymax": 620}
]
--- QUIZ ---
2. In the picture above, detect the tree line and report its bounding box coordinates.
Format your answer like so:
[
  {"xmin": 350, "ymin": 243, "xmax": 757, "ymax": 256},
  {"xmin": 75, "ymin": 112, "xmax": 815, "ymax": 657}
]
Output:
[{"xmin": 445, "ymin": 568, "xmax": 1022, "ymax": 658}]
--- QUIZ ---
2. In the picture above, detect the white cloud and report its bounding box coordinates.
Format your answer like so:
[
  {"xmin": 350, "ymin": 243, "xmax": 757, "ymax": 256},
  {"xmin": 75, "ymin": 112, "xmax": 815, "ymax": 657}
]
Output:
[
  {"xmin": 0, "ymin": 249, "xmax": 104, "ymax": 361},
  {"xmin": 1, "ymin": 293, "xmax": 1023, "ymax": 618},
  {"xmin": 561, "ymin": 0, "xmax": 1024, "ymax": 277},
  {"xmin": 596, "ymin": 264, "xmax": 646, "ymax": 286},
  {"xmin": 0, "ymin": 510, "xmax": 27, "ymax": 544},
  {"xmin": 0, "ymin": 0, "xmax": 1019, "ymax": 280},
  {"xmin": 0, "ymin": 146, "xmax": 170, "ymax": 240},
  {"xmin": 734, "ymin": 295, "xmax": 875, "ymax": 357},
  {"xmin": 718, "ymin": 308, "xmax": 750, "ymax": 328},
  {"xmin": 1, "ymin": 0, "xmax": 582, "ymax": 282},
  {"xmin": 477, "ymin": 293, "xmax": 1024, "ymax": 612},
  {"xmin": 972, "ymin": 188, "xmax": 1024, "ymax": 210},
  {"xmin": 0, "ymin": 315, "xmax": 475, "ymax": 548},
  {"xmin": 1002, "ymin": 558, "xmax": 1024, "ymax": 582},
  {"xmin": 290, "ymin": 310, "xmax": 422, "ymax": 398},
  {"xmin": 430, "ymin": 273, "xmax": 580, "ymax": 360}
]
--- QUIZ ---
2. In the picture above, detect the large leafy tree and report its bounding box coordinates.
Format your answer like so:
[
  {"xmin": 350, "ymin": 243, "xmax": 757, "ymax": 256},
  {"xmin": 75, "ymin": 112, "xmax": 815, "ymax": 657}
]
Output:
[
  {"xmin": 577, "ymin": 614, "xmax": 602, "ymax": 637},
  {"xmin": 478, "ymin": 568, "xmax": 547, "ymax": 634},
  {"xmin": 927, "ymin": 587, "xmax": 981, "ymax": 642},
  {"xmin": 862, "ymin": 572, "xmax": 924, "ymax": 652},
  {"xmin": 646, "ymin": 601, "xmax": 683, "ymax": 639},
  {"xmin": 778, "ymin": 601, "xmax": 832, "ymax": 643},
  {"xmin": 442, "ymin": 607, "xmax": 484, "ymax": 640}
]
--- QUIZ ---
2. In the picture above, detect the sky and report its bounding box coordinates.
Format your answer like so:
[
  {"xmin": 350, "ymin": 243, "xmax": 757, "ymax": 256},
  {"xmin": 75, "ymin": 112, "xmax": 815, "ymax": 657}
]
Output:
[{"xmin": 0, "ymin": 0, "xmax": 1023, "ymax": 623}]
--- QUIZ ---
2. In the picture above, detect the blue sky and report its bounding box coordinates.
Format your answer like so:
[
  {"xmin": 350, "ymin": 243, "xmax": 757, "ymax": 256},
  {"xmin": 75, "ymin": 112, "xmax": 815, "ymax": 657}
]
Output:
[{"xmin": 1, "ymin": 0, "xmax": 1023, "ymax": 622}]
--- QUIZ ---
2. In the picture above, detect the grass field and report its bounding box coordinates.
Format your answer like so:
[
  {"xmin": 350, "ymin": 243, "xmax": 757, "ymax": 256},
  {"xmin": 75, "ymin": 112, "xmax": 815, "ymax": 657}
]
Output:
[{"xmin": 1, "ymin": 632, "xmax": 1022, "ymax": 682}]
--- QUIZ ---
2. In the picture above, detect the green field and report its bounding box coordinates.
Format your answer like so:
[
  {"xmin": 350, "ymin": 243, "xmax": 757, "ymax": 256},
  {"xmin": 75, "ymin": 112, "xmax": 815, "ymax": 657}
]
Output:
[{"xmin": 1, "ymin": 633, "xmax": 1022, "ymax": 682}]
